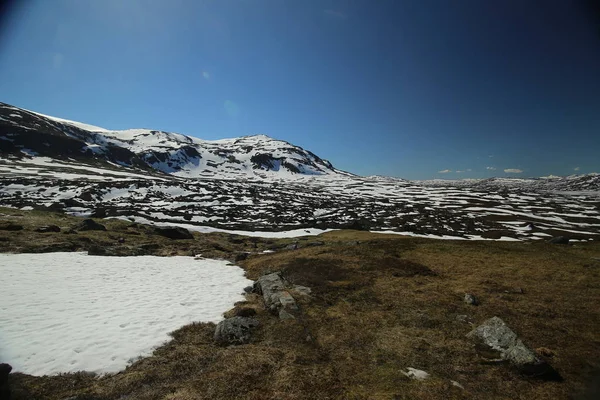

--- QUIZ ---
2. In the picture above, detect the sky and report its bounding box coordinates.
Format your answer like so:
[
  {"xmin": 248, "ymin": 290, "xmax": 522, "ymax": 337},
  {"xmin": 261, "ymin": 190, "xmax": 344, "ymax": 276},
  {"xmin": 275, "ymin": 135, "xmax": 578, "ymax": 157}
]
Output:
[{"xmin": 0, "ymin": 0, "xmax": 599, "ymax": 179}]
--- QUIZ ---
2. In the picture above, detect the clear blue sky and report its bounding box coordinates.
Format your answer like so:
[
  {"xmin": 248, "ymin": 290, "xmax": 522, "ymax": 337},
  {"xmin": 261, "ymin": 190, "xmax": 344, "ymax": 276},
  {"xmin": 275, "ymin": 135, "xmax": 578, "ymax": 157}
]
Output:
[{"xmin": 1, "ymin": 0, "xmax": 599, "ymax": 179}]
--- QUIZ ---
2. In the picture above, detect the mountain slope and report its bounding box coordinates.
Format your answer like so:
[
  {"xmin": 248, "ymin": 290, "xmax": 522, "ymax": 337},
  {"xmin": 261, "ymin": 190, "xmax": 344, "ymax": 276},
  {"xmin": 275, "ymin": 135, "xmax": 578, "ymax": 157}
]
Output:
[{"xmin": 0, "ymin": 102, "xmax": 348, "ymax": 180}]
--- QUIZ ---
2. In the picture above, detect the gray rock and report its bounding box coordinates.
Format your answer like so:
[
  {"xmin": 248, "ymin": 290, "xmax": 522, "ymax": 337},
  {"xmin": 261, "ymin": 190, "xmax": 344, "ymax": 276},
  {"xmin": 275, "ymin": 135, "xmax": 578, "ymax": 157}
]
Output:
[
  {"xmin": 243, "ymin": 285, "xmax": 254, "ymax": 294},
  {"xmin": 548, "ymin": 236, "xmax": 569, "ymax": 245},
  {"xmin": 0, "ymin": 363, "xmax": 11, "ymax": 400},
  {"xmin": 455, "ymin": 314, "xmax": 470, "ymax": 323},
  {"xmin": 255, "ymin": 272, "xmax": 299, "ymax": 314},
  {"xmin": 464, "ymin": 293, "xmax": 479, "ymax": 306},
  {"xmin": 467, "ymin": 317, "xmax": 559, "ymax": 378},
  {"xmin": 214, "ymin": 317, "xmax": 259, "ymax": 345},
  {"xmin": 76, "ymin": 219, "xmax": 106, "ymax": 231},
  {"xmin": 286, "ymin": 242, "xmax": 299, "ymax": 250},
  {"xmin": 154, "ymin": 226, "xmax": 193, "ymax": 240},
  {"xmin": 293, "ymin": 285, "xmax": 312, "ymax": 296},
  {"xmin": 278, "ymin": 309, "xmax": 296, "ymax": 320}
]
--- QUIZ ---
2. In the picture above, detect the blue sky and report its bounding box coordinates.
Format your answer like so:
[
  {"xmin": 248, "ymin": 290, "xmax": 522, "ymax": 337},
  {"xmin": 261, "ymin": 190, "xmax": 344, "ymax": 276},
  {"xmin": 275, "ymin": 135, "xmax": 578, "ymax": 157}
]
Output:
[{"xmin": 0, "ymin": 0, "xmax": 599, "ymax": 179}]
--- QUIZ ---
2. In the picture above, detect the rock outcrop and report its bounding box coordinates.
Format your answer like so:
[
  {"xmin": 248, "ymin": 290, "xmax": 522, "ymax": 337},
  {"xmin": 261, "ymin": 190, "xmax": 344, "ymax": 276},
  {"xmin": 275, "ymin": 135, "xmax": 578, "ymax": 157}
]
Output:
[
  {"xmin": 0, "ymin": 363, "xmax": 11, "ymax": 400},
  {"xmin": 214, "ymin": 317, "xmax": 259, "ymax": 345},
  {"xmin": 254, "ymin": 272, "xmax": 299, "ymax": 319},
  {"xmin": 467, "ymin": 317, "xmax": 559, "ymax": 379}
]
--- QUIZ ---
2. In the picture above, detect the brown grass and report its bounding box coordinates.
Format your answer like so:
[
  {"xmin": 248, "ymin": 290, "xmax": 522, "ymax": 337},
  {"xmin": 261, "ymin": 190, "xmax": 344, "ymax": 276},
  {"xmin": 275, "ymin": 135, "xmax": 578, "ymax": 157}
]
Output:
[{"xmin": 3, "ymin": 209, "xmax": 600, "ymax": 399}]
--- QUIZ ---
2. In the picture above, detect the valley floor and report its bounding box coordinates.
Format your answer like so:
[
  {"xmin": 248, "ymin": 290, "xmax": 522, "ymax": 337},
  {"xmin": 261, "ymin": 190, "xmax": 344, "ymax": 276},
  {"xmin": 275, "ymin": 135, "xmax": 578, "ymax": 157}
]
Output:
[{"xmin": 1, "ymin": 209, "xmax": 600, "ymax": 400}]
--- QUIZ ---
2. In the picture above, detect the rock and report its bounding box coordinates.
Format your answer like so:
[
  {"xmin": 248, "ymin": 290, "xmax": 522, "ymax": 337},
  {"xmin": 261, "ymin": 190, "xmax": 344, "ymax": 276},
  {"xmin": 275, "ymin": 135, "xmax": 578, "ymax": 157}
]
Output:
[
  {"xmin": 466, "ymin": 317, "xmax": 560, "ymax": 379},
  {"xmin": 35, "ymin": 224, "xmax": 61, "ymax": 233},
  {"xmin": 293, "ymin": 285, "xmax": 312, "ymax": 296},
  {"xmin": 286, "ymin": 243, "xmax": 298, "ymax": 250},
  {"xmin": 0, "ymin": 363, "xmax": 11, "ymax": 400},
  {"xmin": 243, "ymin": 286, "xmax": 254, "ymax": 294},
  {"xmin": 548, "ymin": 236, "xmax": 569, "ymax": 245},
  {"xmin": 450, "ymin": 380, "xmax": 465, "ymax": 389},
  {"xmin": 278, "ymin": 309, "xmax": 296, "ymax": 320},
  {"xmin": 464, "ymin": 293, "xmax": 479, "ymax": 306},
  {"xmin": 0, "ymin": 223, "xmax": 23, "ymax": 231},
  {"xmin": 76, "ymin": 219, "xmax": 106, "ymax": 231},
  {"xmin": 401, "ymin": 367, "xmax": 430, "ymax": 381},
  {"xmin": 214, "ymin": 317, "xmax": 259, "ymax": 345},
  {"xmin": 255, "ymin": 272, "xmax": 298, "ymax": 314},
  {"xmin": 455, "ymin": 314, "xmax": 470, "ymax": 323},
  {"xmin": 154, "ymin": 226, "xmax": 193, "ymax": 240}
]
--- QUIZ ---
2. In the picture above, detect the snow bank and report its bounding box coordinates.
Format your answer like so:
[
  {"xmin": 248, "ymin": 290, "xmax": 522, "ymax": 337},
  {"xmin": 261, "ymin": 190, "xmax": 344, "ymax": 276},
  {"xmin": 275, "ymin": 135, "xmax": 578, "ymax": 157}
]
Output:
[{"xmin": 0, "ymin": 253, "xmax": 252, "ymax": 376}]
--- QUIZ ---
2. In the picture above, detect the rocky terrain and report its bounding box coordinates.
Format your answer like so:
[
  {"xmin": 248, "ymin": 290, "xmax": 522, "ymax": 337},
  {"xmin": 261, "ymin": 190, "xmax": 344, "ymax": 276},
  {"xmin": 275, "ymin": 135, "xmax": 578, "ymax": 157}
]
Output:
[{"xmin": 1, "ymin": 102, "xmax": 599, "ymax": 242}]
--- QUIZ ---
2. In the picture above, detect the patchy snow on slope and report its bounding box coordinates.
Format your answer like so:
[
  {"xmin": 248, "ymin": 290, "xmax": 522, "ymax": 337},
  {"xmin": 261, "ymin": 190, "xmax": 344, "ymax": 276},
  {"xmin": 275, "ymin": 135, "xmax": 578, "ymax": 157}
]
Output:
[{"xmin": 0, "ymin": 253, "xmax": 252, "ymax": 376}]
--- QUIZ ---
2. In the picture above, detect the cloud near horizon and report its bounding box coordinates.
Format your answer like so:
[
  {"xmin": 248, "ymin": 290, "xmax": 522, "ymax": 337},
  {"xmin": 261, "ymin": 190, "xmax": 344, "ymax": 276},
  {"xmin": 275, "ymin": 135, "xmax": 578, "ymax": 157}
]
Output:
[
  {"xmin": 486, "ymin": 166, "xmax": 496, "ymax": 170},
  {"xmin": 574, "ymin": 166, "xmax": 580, "ymax": 171},
  {"xmin": 438, "ymin": 169, "xmax": 452, "ymax": 173},
  {"xmin": 504, "ymin": 168, "xmax": 523, "ymax": 173}
]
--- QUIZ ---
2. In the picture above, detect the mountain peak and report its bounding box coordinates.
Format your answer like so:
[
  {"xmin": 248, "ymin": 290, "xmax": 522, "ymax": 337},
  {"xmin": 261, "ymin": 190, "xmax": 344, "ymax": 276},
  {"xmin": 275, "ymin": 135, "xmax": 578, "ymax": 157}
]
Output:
[{"xmin": 0, "ymin": 102, "xmax": 345, "ymax": 180}]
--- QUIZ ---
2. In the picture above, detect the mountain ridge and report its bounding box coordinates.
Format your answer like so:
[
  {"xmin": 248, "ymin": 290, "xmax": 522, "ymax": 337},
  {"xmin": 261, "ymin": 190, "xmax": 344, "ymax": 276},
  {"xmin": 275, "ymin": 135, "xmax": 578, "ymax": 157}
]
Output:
[{"xmin": 0, "ymin": 102, "xmax": 348, "ymax": 180}]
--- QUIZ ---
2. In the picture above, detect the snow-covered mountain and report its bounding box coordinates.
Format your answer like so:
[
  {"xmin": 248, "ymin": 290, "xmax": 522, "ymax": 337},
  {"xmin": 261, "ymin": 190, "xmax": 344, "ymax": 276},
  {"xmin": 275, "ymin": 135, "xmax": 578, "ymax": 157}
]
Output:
[
  {"xmin": 0, "ymin": 102, "xmax": 349, "ymax": 180},
  {"xmin": 1, "ymin": 101, "xmax": 599, "ymax": 241}
]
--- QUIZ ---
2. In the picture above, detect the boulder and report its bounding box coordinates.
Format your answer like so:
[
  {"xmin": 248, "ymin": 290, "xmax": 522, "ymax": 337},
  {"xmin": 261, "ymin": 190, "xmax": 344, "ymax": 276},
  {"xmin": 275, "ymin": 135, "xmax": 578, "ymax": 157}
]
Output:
[
  {"xmin": 466, "ymin": 317, "xmax": 559, "ymax": 379},
  {"xmin": 214, "ymin": 317, "xmax": 259, "ymax": 345},
  {"xmin": 401, "ymin": 367, "xmax": 430, "ymax": 381},
  {"xmin": 255, "ymin": 272, "xmax": 298, "ymax": 312},
  {"xmin": 0, "ymin": 363, "xmax": 11, "ymax": 400},
  {"xmin": 243, "ymin": 286, "xmax": 254, "ymax": 294},
  {"xmin": 464, "ymin": 293, "xmax": 479, "ymax": 306},
  {"xmin": 154, "ymin": 226, "xmax": 193, "ymax": 240},
  {"xmin": 35, "ymin": 225, "xmax": 61, "ymax": 233},
  {"xmin": 548, "ymin": 236, "xmax": 569, "ymax": 245},
  {"xmin": 76, "ymin": 219, "xmax": 106, "ymax": 231}
]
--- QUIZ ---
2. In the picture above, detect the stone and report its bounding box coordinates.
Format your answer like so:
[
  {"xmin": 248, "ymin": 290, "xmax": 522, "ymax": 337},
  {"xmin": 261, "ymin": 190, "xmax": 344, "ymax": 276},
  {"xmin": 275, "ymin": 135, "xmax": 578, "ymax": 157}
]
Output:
[
  {"xmin": 293, "ymin": 285, "xmax": 312, "ymax": 296},
  {"xmin": 286, "ymin": 243, "xmax": 298, "ymax": 250},
  {"xmin": 278, "ymin": 309, "xmax": 296, "ymax": 320},
  {"xmin": 243, "ymin": 286, "xmax": 254, "ymax": 294},
  {"xmin": 401, "ymin": 367, "xmax": 430, "ymax": 381},
  {"xmin": 456, "ymin": 314, "xmax": 470, "ymax": 323},
  {"xmin": 450, "ymin": 380, "xmax": 465, "ymax": 389},
  {"xmin": 464, "ymin": 293, "xmax": 479, "ymax": 306},
  {"xmin": 548, "ymin": 236, "xmax": 569, "ymax": 245},
  {"xmin": 35, "ymin": 224, "xmax": 61, "ymax": 233},
  {"xmin": 76, "ymin": 219, "xmax": 106, "ymax": 231},
  {"xmin": 214, "ymin": 317, "xmax": 259, "ymax": 345},
  {"xmin": 467, "ymin": 317, "xmax": 559, "ymax": 379},
  {"xmin": 0, "ymin": 363, "xmax": 11, "ymax": 400},
  {"xmin": 153, "ymin": 226, "xmax": 193, "ymax": 240},
  {"xmin": 255, "ymin": 272, "xmax": 300, "ymax": 315}
]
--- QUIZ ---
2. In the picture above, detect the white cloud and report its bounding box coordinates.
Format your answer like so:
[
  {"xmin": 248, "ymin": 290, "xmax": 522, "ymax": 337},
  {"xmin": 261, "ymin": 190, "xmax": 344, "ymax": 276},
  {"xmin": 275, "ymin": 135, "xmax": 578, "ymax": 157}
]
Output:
[
  {"xmin": 438, "ymin": 169, "xmax": 452, "ymax": 174},
  {"xmin": 202, "ymin": 71, "xmax": 210, "ymax": 80},
  {"xmin": 324, "ymin": 9, "xmax": 347, "ymax": 19},
  {"xmin": 466, "ymin": 169, "xmax": 472, "ymax": 172},
  {"xmin": 504, "ymin": 168, "xmax": 523, "ymax": 174},
  {"xmin": 455, "ymin": 170, "xmax": 464, "ymax": 173},
  {"xmin": 486, "ymin": 166, "xmax": 496, "ymax": 170},
  {"xmin": 52, "ymin": 53, "xmax": 64, "ymax": 69},
  {"xmin": 574, "ymin": 167, "xmax": 580, "ymax": 171},
  {"xmin": 488, "ymin": 155, "xmax": 494, "ymax": 158}
]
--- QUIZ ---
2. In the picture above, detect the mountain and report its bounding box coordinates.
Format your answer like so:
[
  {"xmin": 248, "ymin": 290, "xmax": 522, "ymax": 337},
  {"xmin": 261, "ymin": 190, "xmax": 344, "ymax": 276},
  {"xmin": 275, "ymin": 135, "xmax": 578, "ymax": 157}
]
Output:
[
  {"xmin": 0, "ymin": 102, "xmax": 348, "ymax": 180},
  {"xmin": 1, "ymin": 101, "xmax": 599, "ymax": 241}
]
